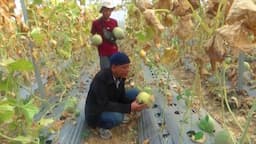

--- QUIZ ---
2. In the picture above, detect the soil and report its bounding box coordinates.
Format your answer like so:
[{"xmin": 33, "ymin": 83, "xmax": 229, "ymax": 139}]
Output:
[
  {"xmin": 171, "ymin": 65, "xmax": 256, "ymax": 144},
  {"xmin": 83, "ymin": 113, "xmax": 139, "ymax": 144}
]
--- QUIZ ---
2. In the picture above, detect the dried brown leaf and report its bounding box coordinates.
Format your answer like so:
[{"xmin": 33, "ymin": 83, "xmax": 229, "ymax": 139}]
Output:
[
  {"xmin": 135, "ymin": 0, "xmax": 153, "ymax": 12},
  {"xmin": 227, "ymin": 0, "xmax": 256, "ymax": 26},
  {"xmin": 162, "ymin": 13, "xmax": 174, "ymax": 27},
  {"xmin": 206, "ymin": 0, "xmax": 233, "ymax": 18},
  {"xmin": 173, "ymin": 1, "xmax": 192, "ymax": 16},
  {"xmin": 188, "ymin": 0, "xmax": 200, "ymax": 9},
  {"xmin": 154, "ymin": 0, "xmax": 174, "ymax": 10},
  {"xmin": 217, "ymin": 22, "xmax": 256, "ymax": 54},
  {"xmin": 174, "ymin": 15, "xmax": 194, "ymax": 40},
  {"xmin": 205, "ymin": 33, "xmax": 227, "ymax": 71},
  {"xmin": 143, "ymin": 9, "xmax": 165, "ymax": 32},
  {"xmin": 160, "ymin": 47, "xmax": 178, "ymax": 64}
]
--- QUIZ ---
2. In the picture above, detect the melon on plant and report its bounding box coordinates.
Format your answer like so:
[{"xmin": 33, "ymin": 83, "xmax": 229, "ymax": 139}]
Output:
[
  {"xmin": 225, "ymin": 57, "xmax": 232, "ymax": 64},
  {"xmin": 198, "ymin": 115, "xmax": 215, "ymax": 133},
  {"xmin": 243, "ymin": 61, "xmax": 251, "ymax": 71},
  {"xmin": 214, "ymin": 130, "xmax": 233, "ymax": 144},
  {"xmin": 143, "ymin": 86, "xmax": 152, "ymax": 94},
  {"xmin": 113, "ymin": 27, "xmax": 125, "ymax": 39},
  {"xmin": 91, "ymin": 34, "xmax": 102, "ymax": 46},
  {"xmin": 30, "ymin": 27, "xmax": 45, "ymax": 44},
  {"xmin": 139, "ymin": 49, "xmax": 147, "ymax": 58},
  {"xmin": 64, "ymin": 97, "xmax": 78, "ymax": 113},
  {"xmin": 136, "ymin": 91, "xmax": 155, "ymax": 107}
]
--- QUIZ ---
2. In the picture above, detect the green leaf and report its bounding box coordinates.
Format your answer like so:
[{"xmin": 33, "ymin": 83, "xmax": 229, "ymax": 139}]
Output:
[
  {"xmin": 33, "ymin": 0, "xmax": 42, "ymax": 5},
  {"xmin": 135, "ymin": 31, "xmax": 147, "ymax": 42},
  {"xmin": 176, "ymin": 95, "xmax": 182, "ymax": 100},
  {"xmin": 7, "ymin": 59, "xmax": 34, "ymax": 72},
  {"xmin": 184, "ymin": 89, "xmax": 191, "ymax": 97},
  {"xmin": 21, "ymin": 100, "xmax": 39, "ymax": 123},
  {"xmin": 0, "ymin": 79, "xmax": 8, "ymax": 91},
  {"xmin": 30, "ymin": 27, "xmax": 45, "ymax": 45},
  {"xmin": 194, "ymin": 131, "xmax": 204, "ymax": 140},
  {"xmin": 0, "ymin": 103, "xmax": 15, "ymax": 123}
]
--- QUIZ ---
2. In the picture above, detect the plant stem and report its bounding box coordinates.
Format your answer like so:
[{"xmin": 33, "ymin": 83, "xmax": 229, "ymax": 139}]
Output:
[
  {"xmin": 0, "ymin": 132, "xmax": 14, "ymax": 141},
  {"xmin": 154, "ymin": 9, "xmax": 170, "ymax": 13},
  {"xmin": 222, "ymin": 66, "xmax": 251, "ymax": 143},
  {"xmin": 0, "ymin": 132, "xmax": 37, "ymax": 144},
  {"xmin": 239, "ymin": 99, "xmax": 256, "ymax": 144}
]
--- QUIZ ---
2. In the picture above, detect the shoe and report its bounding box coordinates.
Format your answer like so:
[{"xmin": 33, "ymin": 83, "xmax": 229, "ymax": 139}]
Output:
[
  {"xmin": 122, "ymin": 114, "xmax": 130, "ymax": 124},
  {"xmin": 99, "ymin": 128, "xmax": 112, "ymax": 139}
]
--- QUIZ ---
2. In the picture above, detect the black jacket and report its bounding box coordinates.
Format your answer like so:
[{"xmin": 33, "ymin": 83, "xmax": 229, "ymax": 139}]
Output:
[{"xmin": 85, "ymin": 68, "xmax": 132, "ymax": 127}]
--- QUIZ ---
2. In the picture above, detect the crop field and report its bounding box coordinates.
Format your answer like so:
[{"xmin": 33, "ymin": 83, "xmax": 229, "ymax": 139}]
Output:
[{"xmin": 0, "ymin": 0, "xmax": 256, "ymax": 144}]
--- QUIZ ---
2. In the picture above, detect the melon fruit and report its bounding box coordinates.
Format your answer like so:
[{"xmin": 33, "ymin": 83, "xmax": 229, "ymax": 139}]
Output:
[
  {"xmin": 136, "ymin": 91, "xmax": 155, "ymax": 107},
  {"xmin": 113, "ymin": 27, "xmax": 125, "ymax": 39},
  {"xmin": 214, "ymin": 130, "xmax": 233, "ymax": 144},
  {"xmin": 91, "ymin": 34, "xmax": 102, "ymax": 46},
  {"xmin": 198, "ymin": 115, "xmax": 215, "ymax": 133},
  {"xmin": 243, "ymin": 61, "xmax": 251, "ymax": 71}
]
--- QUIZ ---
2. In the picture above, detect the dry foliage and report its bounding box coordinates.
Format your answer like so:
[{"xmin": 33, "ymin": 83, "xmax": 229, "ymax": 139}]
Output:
[
  {"xmin": 206, "ymin": 0, "xmax": 233, "ymax": 18},
  {"xmin": 188, "ymin": 0, "xmax": 200, "ymax": 9},
  {"xmin": 217, "ymin": 22, "xmax": 256, "ymax": 54},
  {"xmin": 226, "ymin": 0, "xmax": 256, "ymax": 34},
  {"xmin": 135, "ymin": 0, "xmax": 153, "ymax": 12},
  {"xmin": 172, "ymin": 0, "xmax": 192, "ymax": 16},
  {"xmin": 154, "ymin": 0, "xmax": 174, "ymax": 10},
  {"xmin": 143, "ymin": 9, "xmax": 165, "ymax": 32},
  {"xmin": 174, "ymin": 14, "xmax": 194, "ymax": 41},
  {"xmin": 204, "ymin": 34, "xmax": 227, "ymax": 72},
  {"xmin": 160, "ymin": 47, "xmax": 178, "ymax": 64},
  {"xmin": 162, "ymin": 13, "xmax": 174, "ymax": 27}
]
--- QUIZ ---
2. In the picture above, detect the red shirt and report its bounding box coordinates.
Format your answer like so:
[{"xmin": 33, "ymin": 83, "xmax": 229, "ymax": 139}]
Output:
[{"xmin": 91, "ymin": 17, "xmax": 118, "ymax": 56}]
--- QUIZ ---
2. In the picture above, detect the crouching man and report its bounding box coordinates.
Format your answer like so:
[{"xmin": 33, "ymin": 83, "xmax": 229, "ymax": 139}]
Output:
[{"xmin": 85, "ymin": 52, "xmax": 147, "ymax": 139}]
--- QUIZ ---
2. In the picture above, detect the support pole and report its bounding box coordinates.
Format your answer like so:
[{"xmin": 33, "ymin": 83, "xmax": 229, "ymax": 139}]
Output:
[
  {"xmin": 20, "ymin": 0, "xmax": 46, "ymax": 98},
  {"xmin": 237, "ymin": 52, "xmax": 245, "ymax": 91}
]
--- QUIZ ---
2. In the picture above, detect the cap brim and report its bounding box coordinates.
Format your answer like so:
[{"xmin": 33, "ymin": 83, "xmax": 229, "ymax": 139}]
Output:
[{"xmin": 99, "ymin": 6, "xmax": 115, "ymax": 13}]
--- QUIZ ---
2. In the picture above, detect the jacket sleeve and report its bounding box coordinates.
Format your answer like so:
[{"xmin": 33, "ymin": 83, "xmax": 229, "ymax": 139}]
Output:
[
  {"xmin": 119, "ymin": 81, "xmax": 133, "ymax": 104},
  {"xmin": 93, "ymin": 77, "xmax": 131, "ymax": 113}
]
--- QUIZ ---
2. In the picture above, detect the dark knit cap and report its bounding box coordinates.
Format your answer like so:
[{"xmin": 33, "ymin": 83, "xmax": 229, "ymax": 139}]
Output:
[{"xmin": 110, "ymin": 52, "xmax": 130, "ymax": 65}]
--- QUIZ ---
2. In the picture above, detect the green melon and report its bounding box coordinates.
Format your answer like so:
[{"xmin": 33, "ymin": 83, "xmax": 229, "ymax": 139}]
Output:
[
  {"xmin": 243, "ymin": 61, "xmax": 251, "ymax": 71},
  {"xmin": 136, "ymin": 91, "xmax": 155, "ymax": 107},
  {"xmin": 113, "ymin": 27, "xmax": 125, "ymax": 39},
  {"xmin": 198, "ymin": 115, "xmax": 215, "ymax": 133},
  {"xmin": 30, "ymin": 27, "xmax": 45, "ymax": 44},
  {"xmin": 214, "ymin": 130, "xmax": 233, "ymax": 144},
  {"xmin": 91, "ymin": 34, "xmax": 102, "ymax": 46}
]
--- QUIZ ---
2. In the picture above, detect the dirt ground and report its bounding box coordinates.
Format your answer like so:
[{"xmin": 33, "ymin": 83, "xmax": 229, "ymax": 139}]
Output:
[
  {"xmin": 171, "ymin": 65, "xmax": 256, "ymax": 143},
  {"xmin": 83, "ymin": 114, "xmax": 139, "ymax": 144}
]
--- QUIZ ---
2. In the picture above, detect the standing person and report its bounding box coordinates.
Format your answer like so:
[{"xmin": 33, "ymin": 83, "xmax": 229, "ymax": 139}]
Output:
[
  {"xmin": 91, "ymin": 0, "xmax": 119, "ymax": 69},
  {"xmin": 85, "ymin": 52, "xmax": 148, "ymax": 139}
]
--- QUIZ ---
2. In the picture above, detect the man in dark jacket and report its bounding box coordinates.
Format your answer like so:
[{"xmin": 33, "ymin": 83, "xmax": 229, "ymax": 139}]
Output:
[{"xmin": 85, "ymin": 52, "xmax": 147, "ymax": 139}]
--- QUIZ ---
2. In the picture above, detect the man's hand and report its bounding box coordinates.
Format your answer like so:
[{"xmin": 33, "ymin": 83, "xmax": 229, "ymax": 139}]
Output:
[{"xmin": 131, "ymin": 100, "xmax": 148, "ymax": 112}]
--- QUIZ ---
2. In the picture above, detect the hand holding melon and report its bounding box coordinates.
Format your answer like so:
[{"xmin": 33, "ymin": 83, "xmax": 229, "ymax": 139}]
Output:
[{"xmin": 136, "ymin": 91, "xmax": 155, "ymax": 108}]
